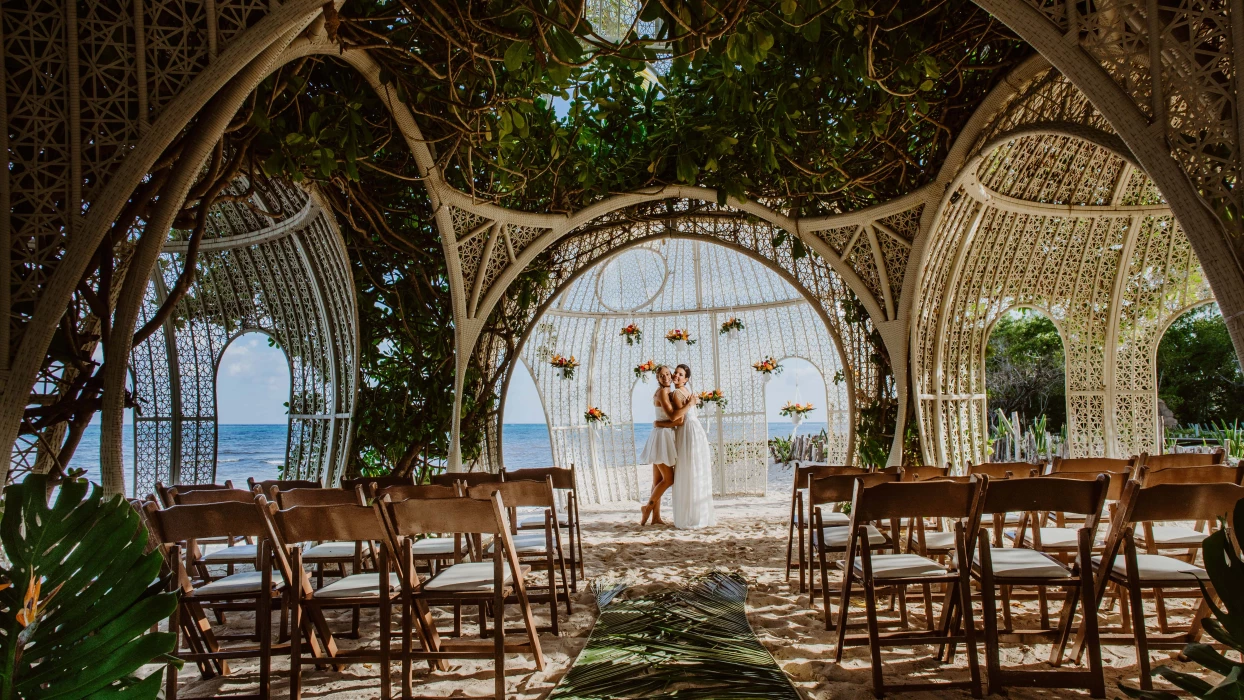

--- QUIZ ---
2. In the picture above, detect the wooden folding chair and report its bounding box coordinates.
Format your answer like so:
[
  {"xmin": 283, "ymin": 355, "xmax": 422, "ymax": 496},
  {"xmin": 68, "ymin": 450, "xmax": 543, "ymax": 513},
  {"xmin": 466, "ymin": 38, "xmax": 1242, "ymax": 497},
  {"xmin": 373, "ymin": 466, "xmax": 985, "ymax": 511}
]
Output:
[
  {"xmin": 1140, "ymin": 448, "xmax": 1226, "ymax": 470},
  {"xmin": 381, "ymin": 491, "xmax": 545, "ymax": 700},
  {"xmin": 785, "ymin": 464, "xmax": 866, "ymax": 593},
  {"xmin": 430, "ymin": 471, "xmax": 504, "ymax": 488},
  {"xmin": 469, "ymin": 478, "xmax": 573, "ymax": 635},
  {"xmin": 972, "ymin": 475, "xmax": 1109, "ymax": 697},
  {"xmin": 833, "ymin": 478, "xmax": 986, "ymax": 698},
  {"xmin": 264, "ymin": 499, "xmax": 403, "ymax": 700},
  {"xmin": 967, "ymin": 463, "xmax": 1039, "ymax": 546},
  {"xmin": 248, "ymin": 477, "xmax": 321, "ymax": 493},
  {"xmin": 374, "ymin": 483, "xmax": 469, "ymax": 575},
  {"xmin": 168, "ymin": 488, "xmax": 264, "ymax": 579},
  {"xmin": 1081, "ymin": 480, "xmax": 1244, "ymax": 689},
  {"xmin": 505, "ymin": 465, "xmax": 585, "ymax": 591},
  {"xmin": 144, "ymin": 499, "xmax": 283, "ymax": 700},
  {"xmin": 809, "ymin": 471, "xmax": 898, "ymax": 626},
  {"xmin": 275, "ymin": 487, "xmax": 371, "ymax": 587}
]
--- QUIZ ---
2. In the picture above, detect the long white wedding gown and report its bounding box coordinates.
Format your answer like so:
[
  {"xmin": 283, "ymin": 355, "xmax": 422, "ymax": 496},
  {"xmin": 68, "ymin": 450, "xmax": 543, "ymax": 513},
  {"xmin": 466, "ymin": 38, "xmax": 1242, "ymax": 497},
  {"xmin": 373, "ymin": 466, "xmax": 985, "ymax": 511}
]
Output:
[{"xmin": 672, "ymin": 389, "xmax": 717, "ymax": 529}]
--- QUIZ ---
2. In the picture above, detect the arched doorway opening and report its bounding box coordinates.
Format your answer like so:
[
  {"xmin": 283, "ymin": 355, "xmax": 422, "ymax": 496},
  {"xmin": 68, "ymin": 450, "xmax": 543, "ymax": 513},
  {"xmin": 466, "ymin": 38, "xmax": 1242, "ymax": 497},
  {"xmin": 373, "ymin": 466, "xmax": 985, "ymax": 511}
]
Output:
[
  {"xmin": 1157, "ymin": 302, "xmax": 1244, "ymax": 449},
  {"xmin": 215, "ymin": 332, "xmax": 292, "ymax": 486},
  {"xmin": 984, "ymin": 307, "xmax": 1067, "ymax": 462},
  {"xmin": 501, "ymin": 360, "xmax": 555, "ymax": 470}
]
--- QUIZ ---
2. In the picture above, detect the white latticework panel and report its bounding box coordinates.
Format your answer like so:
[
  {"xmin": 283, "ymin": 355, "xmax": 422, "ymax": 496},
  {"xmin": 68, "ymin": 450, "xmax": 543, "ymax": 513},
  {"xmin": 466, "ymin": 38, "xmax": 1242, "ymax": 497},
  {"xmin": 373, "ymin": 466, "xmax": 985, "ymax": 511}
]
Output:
[{"xmin": 519, "ymin": 239, "xmax": 849, "ymax": 505}]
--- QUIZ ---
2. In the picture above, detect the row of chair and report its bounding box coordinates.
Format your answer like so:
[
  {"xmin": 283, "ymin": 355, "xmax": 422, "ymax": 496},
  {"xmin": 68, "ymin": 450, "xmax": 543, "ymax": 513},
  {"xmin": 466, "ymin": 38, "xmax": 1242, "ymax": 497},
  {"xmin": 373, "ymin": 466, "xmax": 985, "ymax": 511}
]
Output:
[
  {"xmin": 137, "ymin": 466, "xmax": 583, "ymax": 700},
  {"xmin": 790, "ymin": 455, "xmax": 1241, "ymax": 696}
]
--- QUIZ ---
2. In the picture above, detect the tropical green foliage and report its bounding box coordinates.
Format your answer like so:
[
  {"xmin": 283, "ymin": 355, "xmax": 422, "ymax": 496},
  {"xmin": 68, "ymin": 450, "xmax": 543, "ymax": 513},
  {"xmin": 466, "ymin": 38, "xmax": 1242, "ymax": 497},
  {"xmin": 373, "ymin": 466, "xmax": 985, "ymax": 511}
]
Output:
[
  {"xmin": 550, "ymin": 571, "xmax": 799, "ymax": 699},
  {"xmin": 0, "ymin": 475, "xmax": 178, "ymax": 699},
  {"xmin": 985, "ymin": 309, "xmax": 1066, "ymax": 431},
  {"xmin": 1119, "ymin": 497, "xmax": 1244, "ymax": 699},
  {"xmin": 1158, "ymin": 303, "xmax": 1244, "ymax": 426}
]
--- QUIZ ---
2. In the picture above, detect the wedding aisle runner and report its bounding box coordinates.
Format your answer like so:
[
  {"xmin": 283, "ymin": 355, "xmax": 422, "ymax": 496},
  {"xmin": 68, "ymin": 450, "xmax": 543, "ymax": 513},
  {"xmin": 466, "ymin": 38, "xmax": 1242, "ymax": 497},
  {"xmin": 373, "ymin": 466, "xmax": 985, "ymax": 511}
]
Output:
[{"xmin": 549, "ymin": 572, "xmax": 800, "ymax": 700}]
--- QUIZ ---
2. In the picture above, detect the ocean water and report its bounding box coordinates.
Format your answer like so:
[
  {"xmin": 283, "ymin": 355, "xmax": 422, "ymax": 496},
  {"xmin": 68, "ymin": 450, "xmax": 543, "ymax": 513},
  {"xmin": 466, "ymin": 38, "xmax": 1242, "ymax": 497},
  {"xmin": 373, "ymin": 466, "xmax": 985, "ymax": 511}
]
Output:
[{"xmin": 69, "ymin": 421, "xmax": 828, "ymax": 492}]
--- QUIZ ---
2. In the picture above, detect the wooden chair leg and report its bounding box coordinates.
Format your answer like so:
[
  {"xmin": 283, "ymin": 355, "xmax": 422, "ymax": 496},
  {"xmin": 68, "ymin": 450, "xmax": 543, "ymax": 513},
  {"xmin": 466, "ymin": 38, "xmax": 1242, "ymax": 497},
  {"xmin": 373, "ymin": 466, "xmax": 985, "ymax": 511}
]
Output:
[
  {"xmin": 861, "ymin": 555, "xmax": 885, "ymax": 698},
  {"xmin": 978, "ymin": 542, "xmax": 1002, "ymax": 697},
  {"xmin": 1127, "ymin": 579, "xmax": 1152, "ymax": 690},
  {"xmin": 1000, "ymin": 584, "xmax": 1014, "ymax": 631},
  {"xmin": 494, "ymin": 587, "xmax": 506, "ymax": 700},
  {"xmin": 958, "ymin": 571, "xmax": 983, "ymax": 699},
  {"xmin": 290, "ymin": 601, "xmax": 303, "ymax": 700},
  {"xmin": 1154, "ymin": 587, "xmax": 1170, "ymax": 634}
]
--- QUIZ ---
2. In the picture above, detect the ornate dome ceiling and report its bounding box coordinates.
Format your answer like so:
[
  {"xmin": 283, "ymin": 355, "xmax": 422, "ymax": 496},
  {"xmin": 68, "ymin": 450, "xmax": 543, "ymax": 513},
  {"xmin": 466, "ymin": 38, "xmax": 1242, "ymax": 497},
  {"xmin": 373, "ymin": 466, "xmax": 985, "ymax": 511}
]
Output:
[{"xmin": 550, "ymin": 238, "xmax": 805, "ymax": 315}]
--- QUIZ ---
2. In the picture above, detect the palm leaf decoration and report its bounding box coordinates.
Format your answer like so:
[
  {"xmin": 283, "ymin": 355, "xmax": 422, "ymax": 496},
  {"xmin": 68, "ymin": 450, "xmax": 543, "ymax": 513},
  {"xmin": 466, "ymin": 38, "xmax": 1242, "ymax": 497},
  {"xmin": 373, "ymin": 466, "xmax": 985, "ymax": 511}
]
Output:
[
  {"xmin": 552, "ymin": 571, "xmax": 799, "ymax": 700},
  {"xmin": 0, "ymin": 475, "xmax": 179, "ymax": 699}
]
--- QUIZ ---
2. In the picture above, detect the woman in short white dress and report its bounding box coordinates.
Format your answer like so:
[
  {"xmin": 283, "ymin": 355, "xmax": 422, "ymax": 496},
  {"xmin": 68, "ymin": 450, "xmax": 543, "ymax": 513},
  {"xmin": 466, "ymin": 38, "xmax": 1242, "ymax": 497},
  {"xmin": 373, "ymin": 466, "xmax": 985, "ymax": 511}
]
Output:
[{"xmin": 640, "ymin": 366, "xmax": 678, "ymax": 525}]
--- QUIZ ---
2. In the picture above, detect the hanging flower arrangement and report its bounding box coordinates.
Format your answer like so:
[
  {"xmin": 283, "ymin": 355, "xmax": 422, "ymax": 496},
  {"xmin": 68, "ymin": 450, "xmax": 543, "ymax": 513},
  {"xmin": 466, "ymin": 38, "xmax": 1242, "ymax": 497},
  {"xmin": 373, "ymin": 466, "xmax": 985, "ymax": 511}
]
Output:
[
  {"xmin": 665, "ymin": 328, "xmax": 696, "ymax": 346},
  {"xmin": 584, "ymin": 406, "xmax": 609, "ymax": 425},
  {"xmin": 780, "ymin": 401, "xmax": 814, "ymax": 426},
  {"xmin": 619, "ymin": 323, "xmax": 642, "ymax": 345},
  {"xmin": 719, "ymin": 317, "xmax": 745, "ymax": 337},
  {"xmin": 697, "ymin": 388, "xmax": 728, "ymax": 408},
  {"xmin": 634, "ymin": 359, "xmax": 658, "ymax": 381},
  {"xmin": 549, "ymin": 354, "xmax": 579, "ymax": 380},
  {"xmin": 753, "ymin": 356, "xmax": 783, "ymax": 376}
]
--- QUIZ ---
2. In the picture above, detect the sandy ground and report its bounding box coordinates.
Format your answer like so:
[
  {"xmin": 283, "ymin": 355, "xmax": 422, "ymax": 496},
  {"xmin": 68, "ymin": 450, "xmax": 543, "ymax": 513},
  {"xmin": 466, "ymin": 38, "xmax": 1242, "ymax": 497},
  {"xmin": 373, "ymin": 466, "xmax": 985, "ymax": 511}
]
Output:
[{"xmin": 177, "ymin": 465, "xmax": 1212, "ymax": 698}]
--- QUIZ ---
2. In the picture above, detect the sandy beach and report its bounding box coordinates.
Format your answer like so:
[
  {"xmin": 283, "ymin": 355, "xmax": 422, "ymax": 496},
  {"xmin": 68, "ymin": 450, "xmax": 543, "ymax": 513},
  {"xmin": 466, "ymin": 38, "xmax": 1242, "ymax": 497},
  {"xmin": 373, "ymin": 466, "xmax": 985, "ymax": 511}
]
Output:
[{"xmin": 179, "ymin": 464, "xmax": 1210, "ymax": 698}]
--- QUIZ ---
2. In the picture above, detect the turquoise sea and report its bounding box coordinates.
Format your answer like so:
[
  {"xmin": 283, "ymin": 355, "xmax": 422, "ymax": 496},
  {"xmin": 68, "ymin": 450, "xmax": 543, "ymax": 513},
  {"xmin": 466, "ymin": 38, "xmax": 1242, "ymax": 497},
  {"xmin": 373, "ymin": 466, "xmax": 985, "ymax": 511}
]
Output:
[{"xmin": 72, "ymin": 421, "xmax": 827, "ymax": 492}]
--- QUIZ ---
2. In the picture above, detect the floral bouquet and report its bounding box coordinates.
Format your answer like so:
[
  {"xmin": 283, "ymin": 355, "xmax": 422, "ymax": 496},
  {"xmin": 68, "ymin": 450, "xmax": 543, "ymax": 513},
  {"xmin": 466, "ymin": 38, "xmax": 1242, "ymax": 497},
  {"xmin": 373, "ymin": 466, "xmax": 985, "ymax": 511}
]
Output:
[
  {"xmin": 665, "ymin": 328, "xmax": 696, "ymax": 346},
  {"xmin": 619, "ymin": 323, "xmax": 642, "ymax": 345},
  {"xmin": 719, "ymin": 317, "xmax": 745, "ymax": 337},
  {"xmin": 780, "ymin": 401, "xmax": 815, "ymax": 426},
  {"xmin": 752, "ymin": 356, "xmax": 783, "ymax": 383},
  {"xmin": 697, "ymin": 388, "xmax": 728, "ymax": 408},
  {"xmin": 634, "ymin": 359, "xmax": 658, "ymax": 381},
  {"xmin": 584, "ymin": 406, "xmax": 609, "ymax": 425},
  {"xmin": 550, "ymin": 353, "xmax": 579, "ymax": 380}
]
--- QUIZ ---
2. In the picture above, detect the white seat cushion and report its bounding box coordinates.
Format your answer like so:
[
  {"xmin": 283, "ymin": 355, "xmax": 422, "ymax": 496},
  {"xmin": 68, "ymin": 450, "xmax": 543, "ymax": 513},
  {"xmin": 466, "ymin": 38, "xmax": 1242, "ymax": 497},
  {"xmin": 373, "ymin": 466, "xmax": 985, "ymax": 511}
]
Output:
[
  {"xmin": 201, "ymin": 544, "xmax": 258, "ymax": 563},
  {"xmin": 920, "ymin": 531, "xmax": 957, "ymax": 551},
  {"xmin": 1093, "ymin": 554, "xmax": 1208, "ymax": 581},
  {"xmin": 822, "ymin": 512, "xmax": 851, "ymax": 526},
  {"xmin": 314, "ymin": 572, "xmax": 401, "ymax": 599},
  {"xmin": 1009, "ymin": 527, "xmax": 1105, "ymax": 548},
  {"xmin": 518, "ymin": 510, "xmax": 569, "ymax": 528},
  {"xmin": 1138, "ymin": 525, "xmax": 1207, "ymax": 546},
  {"xmin": 982, "ymin": 548, "xmax": 1071, "ymax": 579},
  {"xmin": 851, "ymin": 554, "xmax": 947, "ymax": 579},
  {"xmin": 196, "ymin": 570, "xmax": 279, "ymax": 596},
  {"xmin": 423, "ymin": 562, "xmax": 528, "ymax": 592},
  {"xmin": 814, "ymin": 524, "xmax": 885, "ymax": 549},
  {"xmin": 486, "ymin": 531, "xmax": 551, "ymax": 554},
  {"xmin": 303, "ymin": 541, "xmax": 362, "ymax": 562},
  {"xmin": 411, "ymin": 537, "xmax": 461, "ymax": 556}
]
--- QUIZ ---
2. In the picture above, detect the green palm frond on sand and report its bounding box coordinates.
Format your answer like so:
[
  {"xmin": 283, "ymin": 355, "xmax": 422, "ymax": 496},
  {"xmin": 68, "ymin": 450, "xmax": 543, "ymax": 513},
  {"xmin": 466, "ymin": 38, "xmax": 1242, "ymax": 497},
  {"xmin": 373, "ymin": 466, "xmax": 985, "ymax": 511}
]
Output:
[{"xmin": 552, "ymin": 571, "xmax": 799, "ymax": 700}]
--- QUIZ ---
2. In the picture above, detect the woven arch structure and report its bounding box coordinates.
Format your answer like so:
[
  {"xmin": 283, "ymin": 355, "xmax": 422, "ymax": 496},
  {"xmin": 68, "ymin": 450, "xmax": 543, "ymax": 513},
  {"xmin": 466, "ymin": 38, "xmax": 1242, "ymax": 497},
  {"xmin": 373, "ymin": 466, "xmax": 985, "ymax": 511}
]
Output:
[
  {"xmin": 5, "ymin": 0, "xmax": 1244, "ymax": 489},
  {"xmin": 128, "ymin": 181, "xmax": 358, "ymax": 495}
]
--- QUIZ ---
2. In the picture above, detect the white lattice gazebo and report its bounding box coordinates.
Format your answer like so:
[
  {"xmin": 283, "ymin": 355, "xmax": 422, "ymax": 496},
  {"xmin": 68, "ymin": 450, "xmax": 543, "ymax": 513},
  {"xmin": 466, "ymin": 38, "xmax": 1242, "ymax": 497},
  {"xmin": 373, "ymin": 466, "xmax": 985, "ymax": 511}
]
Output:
[{"xmin": 511, "ymin": 237, "xmax": 851, "ymax": 505}]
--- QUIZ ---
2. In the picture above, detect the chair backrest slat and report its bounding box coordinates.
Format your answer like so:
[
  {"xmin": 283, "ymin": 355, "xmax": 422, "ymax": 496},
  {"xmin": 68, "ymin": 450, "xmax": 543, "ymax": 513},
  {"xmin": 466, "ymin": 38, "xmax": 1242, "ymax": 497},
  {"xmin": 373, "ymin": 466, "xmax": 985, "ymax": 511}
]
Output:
[
  {"xmin": 276, "ymin": 487, "xmax": 362, "ymax": 508},
  {"xmin": 376, "ymin": 484, "xmax": 460, "ymax": 502},
  {"xmin": 504, "ymin": 467, "xmax": 575, "ymax": 490},
  {"xmin": 795, "ymin": 465, "xmax": 866, "ymax": 492},
  {"xmin": 383, "ymin": 494, "xmax": 503, "ymax": 535},
  {"xmin": 808, "ymin": 473, "xmax": 897, "ymax": 506},
  {"xmin": 969, "ymin": 462, "xmax": 1039, "ymax": 480},
  {"xmin": 901, "ymin": 465, "xmax": 950, "ymax": 481},
  {"xmin": 1142, "ymin": 449, "xmax": 1226, "ymax": 470},
  {"xmin": 248, "ymin": 477, "xmax": 321, "ymax": 493},
  {"xmin": 468, "ymin": 478, "xmax": 555, "ymax": 508},
  {"xmin": 1038, "ymin": 470, "xmax": 1131, "ymax": 500},
  {"xmin": 155, "ymin": 481, "xmax": 234, "ymax": 506},
  {"xmin": 983, "ymin": 474, "xmax": 1109, "ymax": 516},
  {"xmin": 1143, "ymin": 464, "xmax": 1244, "ymax": 487},
  {"xmin": 853, "ymin": 479, "xmax": 981, "ymax": 520},
  {"xmin": 429, "ymin": 472, "xmax": 503, "ymax": 488},
  {"xmin": 171, "ymin": 488, "xmax": 256, "ymax": 506},
  {"xmin": 340, "ymin": 474, "xmax": 413, "ymax": 492},
  {"xmin": 1050, "ymin": 456, "xmax": 1135, "ymax": 474},
  {"xmin": 274, "ymin": 503, "xmax": 388, "ymax": 543},
  {"xmin": 1127, "ymin": 482, "xmax": 1244, "ymax": 523},
  {"xmin": 144, "ymin": 500, "xmax": 267, "ymax": 543}
]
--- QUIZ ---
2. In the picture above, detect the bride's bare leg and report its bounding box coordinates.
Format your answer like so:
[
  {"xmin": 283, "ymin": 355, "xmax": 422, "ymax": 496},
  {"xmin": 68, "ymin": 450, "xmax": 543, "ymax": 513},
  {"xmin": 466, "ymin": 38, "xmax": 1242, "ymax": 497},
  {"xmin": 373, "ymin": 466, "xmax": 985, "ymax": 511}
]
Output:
[{"xmin": 648, "ymin": 464, "xmax": 675, "ymax": 524}]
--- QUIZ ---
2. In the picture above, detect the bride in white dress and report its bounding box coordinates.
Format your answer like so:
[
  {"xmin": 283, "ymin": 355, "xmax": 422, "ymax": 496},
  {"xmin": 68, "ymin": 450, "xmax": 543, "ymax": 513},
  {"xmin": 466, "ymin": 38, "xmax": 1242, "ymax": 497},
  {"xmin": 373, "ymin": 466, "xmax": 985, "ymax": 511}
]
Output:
[{"xmin": 669, "ymin": 364, "xmax": 717, "ymax": 529}]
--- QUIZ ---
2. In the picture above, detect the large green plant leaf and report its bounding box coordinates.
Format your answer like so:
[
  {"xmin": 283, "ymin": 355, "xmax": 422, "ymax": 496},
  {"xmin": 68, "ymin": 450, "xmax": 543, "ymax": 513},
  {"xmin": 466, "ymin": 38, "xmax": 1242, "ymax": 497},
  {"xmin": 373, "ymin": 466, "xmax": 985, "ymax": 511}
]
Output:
[{"xmin": 0, "ymin": 476, "xmax": 178, "ymax": 700}]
